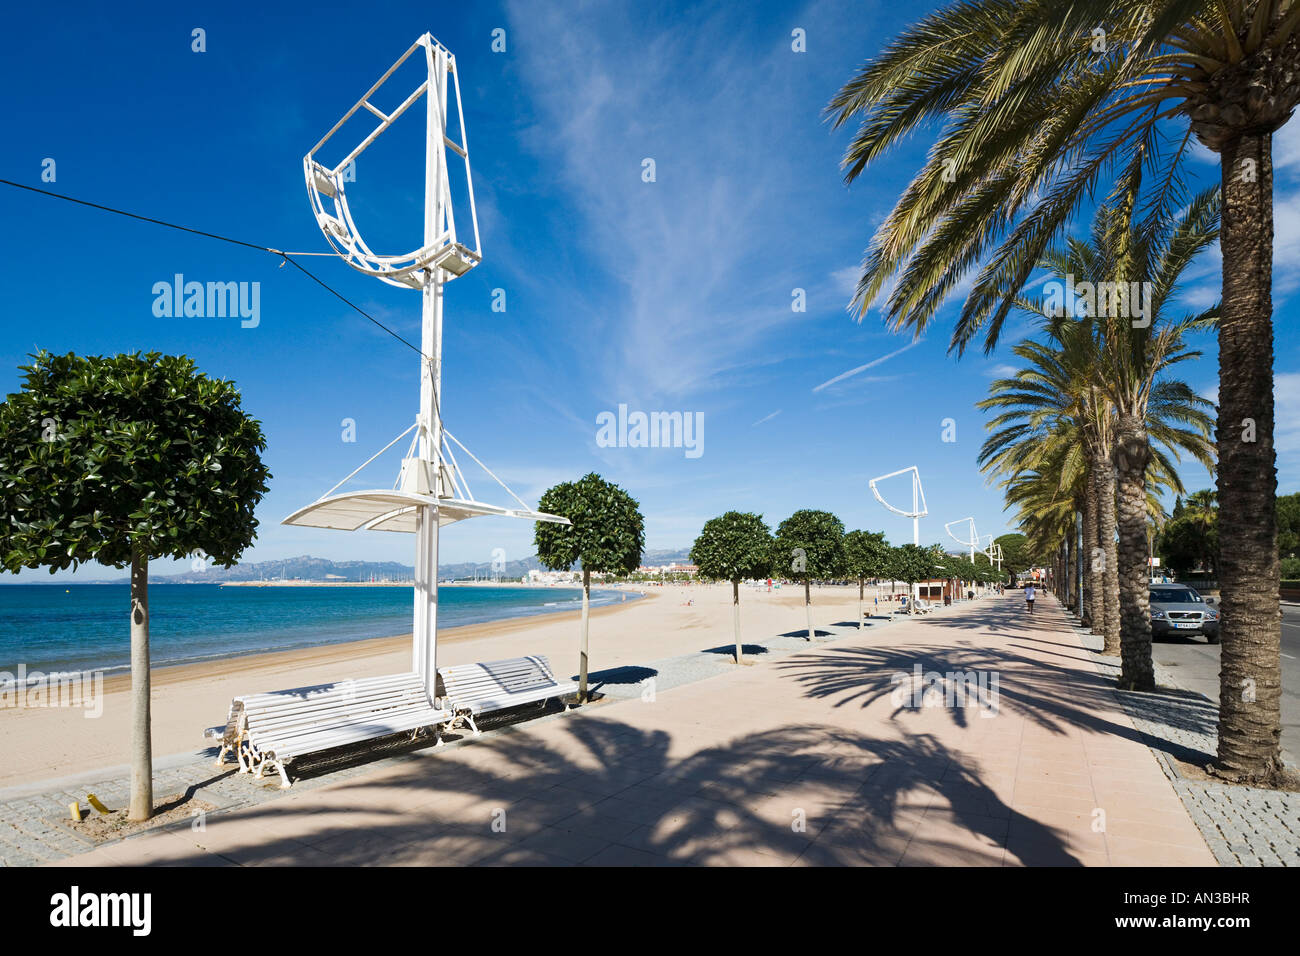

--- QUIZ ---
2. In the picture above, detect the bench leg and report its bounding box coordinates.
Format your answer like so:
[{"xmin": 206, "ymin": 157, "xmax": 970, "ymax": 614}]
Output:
[
  {"xmin": 215, "ymin": 742, "xmax": 230, "ymax": 768},
  {"xmin": 465, "ymin": 713, "xmax": 481, "ymax": 736},
  {"xmin": 257, "ymin": 753, "xmax": 291, "ymax": 789}
]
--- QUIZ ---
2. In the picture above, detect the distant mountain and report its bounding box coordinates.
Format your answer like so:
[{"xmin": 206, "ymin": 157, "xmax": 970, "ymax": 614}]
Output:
[
  {"xmin": 142, "ymin": 555, "xmax": 418, "ymax": 584},
  {"xmin": 641, "ymin": 548, "xmax": 694, "ymax": 565},
  {"xmin": 85, "ymin": 548, "xmax": 693, "ymax": 585}
]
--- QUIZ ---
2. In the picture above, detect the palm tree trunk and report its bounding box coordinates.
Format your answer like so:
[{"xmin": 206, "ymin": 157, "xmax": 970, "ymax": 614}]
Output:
[
  {"xmin": 1215, "ymin": 130, "xmax": 1284, "ymax": 784},
  {"xmin": 128, "ymin": 547, "xmax": 153, "ymax": 822},
  {"xmin": 1115, "ymin": 414, "xmax": 1154, "ymax": 691},
  {"xmin": 858, "ymin": 576, "xmax": 865, "ymax": 631},
  {"xmin": 1083, "ymin": 486, "xmax": 1099, "ymax": 631},
  {"xmin": 1066, "ymin": 524, "xmax": 1077, "ymax": 614},
  {"xmin": 1091, "ymin": 443, "xmax": 1122, "ymax": 655}
]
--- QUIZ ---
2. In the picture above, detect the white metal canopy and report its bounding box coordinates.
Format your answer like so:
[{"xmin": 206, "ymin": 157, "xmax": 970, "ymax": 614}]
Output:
[
  {"xmin": 283, "ymin": 489, "xmax": 568, "ymax": 533},
  {"xmin": 285, "ymin": 33, "xmax": 568, "ymax": 700}
]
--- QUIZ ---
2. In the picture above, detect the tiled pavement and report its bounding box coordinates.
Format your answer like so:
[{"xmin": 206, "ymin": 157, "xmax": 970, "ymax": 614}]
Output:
[
  {"xmin": 41, "ymin": 594, "xmax": 1217, "ymax": 867},
  {"xmin": 1084, "ymin": 633, "xmax": 1300, "ymax": 867}
]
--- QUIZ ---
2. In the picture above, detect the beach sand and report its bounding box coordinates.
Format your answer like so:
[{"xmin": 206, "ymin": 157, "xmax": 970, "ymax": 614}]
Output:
[{"xmin": 0, "ymin": 584, "xmax": 882, "ymax": 790}]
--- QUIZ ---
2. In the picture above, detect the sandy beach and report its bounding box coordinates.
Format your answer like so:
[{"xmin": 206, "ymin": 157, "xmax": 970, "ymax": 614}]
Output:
[{"xmin": 0, "ymin": 583, "xmax": 881, "ymax": 790}]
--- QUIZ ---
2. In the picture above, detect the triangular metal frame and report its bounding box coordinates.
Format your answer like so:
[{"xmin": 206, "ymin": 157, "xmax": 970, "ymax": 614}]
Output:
[{"xmin": 288, "ymin": 34, "xmax": 568, "ymax": 698}]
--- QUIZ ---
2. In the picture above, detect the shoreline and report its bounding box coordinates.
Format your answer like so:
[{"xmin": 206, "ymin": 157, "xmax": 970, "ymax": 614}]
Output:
[
  {"xmin": 93, "ymin": 590, "xmax": 645, "ymax": 696},
  {"xmin": 0, "ymin": 585, "xmax": 640, "ymax": 682},
  {"xmin": 0, "ymin": 584, "xmax": 870, "ymax": 790},
  {"xmin": 218, "ymin": 580, "xmax": 598, "ymax": 588}
]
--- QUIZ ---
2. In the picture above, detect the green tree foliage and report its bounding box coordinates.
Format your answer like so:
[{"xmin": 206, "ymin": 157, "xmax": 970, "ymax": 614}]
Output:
[
  {"xmin": 773, "ymin": 509, "xmax": 845, "ymax": 640},
  {"xmin": 994, "ymin": 534, "xmax": 1033, "ymax": 576},
  {"xmin": 889, "ymin": 544, "xmax": 937, "ymax": 591},
  {"xmin": 535, "ymin": 473, "xmax": 645, "ymax": 699},
  {"xmin": 690, "ymin": 512, "xmax": 774, "ymax": 661},
  {"xmin": 843, "ymin": 529, "xmax": 890, "ymax": 629},
  {"xmin": 1278, "ymin": 492, "xmax": 1300, "ymax": 560},
  {"xmin": 0, "ymin": 351, "xmax": 271, "ymax": 820}
]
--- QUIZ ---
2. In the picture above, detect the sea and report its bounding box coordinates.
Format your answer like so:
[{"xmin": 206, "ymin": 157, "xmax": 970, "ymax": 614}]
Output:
[{"xmin": 0, "ymin": 584, "xmax": 631, "ymax": 679}]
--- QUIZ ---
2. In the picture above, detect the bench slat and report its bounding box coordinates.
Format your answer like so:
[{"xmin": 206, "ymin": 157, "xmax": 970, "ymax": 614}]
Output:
[{"xmin": 437, "ymin": 655, "xmax": 575, "ymax": 718}]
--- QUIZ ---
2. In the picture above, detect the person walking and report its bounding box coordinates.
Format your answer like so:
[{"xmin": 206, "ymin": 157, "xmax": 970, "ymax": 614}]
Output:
[{"xmin": 1024, "ymin": 583, "xmax": 1036, "ymax": 614}]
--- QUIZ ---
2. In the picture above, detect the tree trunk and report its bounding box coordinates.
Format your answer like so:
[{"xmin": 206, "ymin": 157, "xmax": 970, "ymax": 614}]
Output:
[
  {"xmin": 1215, "ymin": 130, "xmax": 1284, "ymax": 783},
  {"xmin": 1084, "ymin": 477, "xmax": 1100, "ymax": 632},
  {"xmin": 804, "ymin": 578, "xmax": 814, "ymax": 640},
  {"xmin": 732, "ymin": 578, "xmax": 743, "ymax": 663},
  {"xmin": 1114, "ymin": 414, "xmax": 1154, "ymax": 691},
  {"xmin": 858, "ymin": 577, "xmax": 865, "ymax": 631},
  {"xmin": 129, "ymin": 548, "xmax": 153, "ymax": 822},
  {"xmin": 579, "ymin": 568, "xmax": 590, "ymax": 702},
  {"xmin": 1066, "ymin": 525, "xmax": 1077, "ymax": 614},
  {"xmin": 1091, "ymin": 443, "xmax": 1122, "ymax": 655}
]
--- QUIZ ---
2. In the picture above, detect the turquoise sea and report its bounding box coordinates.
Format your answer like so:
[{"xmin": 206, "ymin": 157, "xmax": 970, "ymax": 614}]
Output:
[{"xmin": 0, "ymin": 584, "xmax": 630, "ymax": 678}]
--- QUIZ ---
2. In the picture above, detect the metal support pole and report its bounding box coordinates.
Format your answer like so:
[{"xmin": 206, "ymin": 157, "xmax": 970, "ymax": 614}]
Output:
[
  {"xmin": 413, "ymin": 48, "xmax": 449, "ymax": 700},
  {"xmin": 912, "ymin": 474, "xmax": 920, "ymax": 546}
]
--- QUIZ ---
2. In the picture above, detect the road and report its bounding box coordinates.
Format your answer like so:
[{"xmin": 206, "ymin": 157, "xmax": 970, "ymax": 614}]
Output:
[{"xmin": 1150, "ymin": 603, "xmax": 1300, "ymax": 765}]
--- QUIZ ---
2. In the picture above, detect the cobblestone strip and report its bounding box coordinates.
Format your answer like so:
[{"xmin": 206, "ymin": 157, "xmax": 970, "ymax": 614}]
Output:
[{"xmin": 1082, "ymin": 626, "xmax": 1299, "ymax": 867}]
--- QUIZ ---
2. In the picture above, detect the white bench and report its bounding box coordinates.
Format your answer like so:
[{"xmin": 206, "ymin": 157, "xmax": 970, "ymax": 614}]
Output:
[
  {"xmin": 436, "ymin": 655, "xmax": 578, "ymax": 735},
  {"xmin": 898, "ymin": 598, "xmax": 934, "ymax": 615},
  {"xmin": 206, "ymin": 672, "xmax": 452, "ymax": 788}
]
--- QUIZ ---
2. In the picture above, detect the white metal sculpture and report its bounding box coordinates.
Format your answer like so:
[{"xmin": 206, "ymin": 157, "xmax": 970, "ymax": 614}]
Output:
[
  {"xmin": 284, "ymin": 34, "xmax": 569, "ymax": 698},
  {"xmin": 985, "ymin": 536, "xmax": 1004, "ymax": 572},
  {"xmin": 944, "ymin": 517, "xmax": 980, "ymax": 561},
  {"xmin": 868, "ymin": 466, "xmax": 928, "ymax": 546}
]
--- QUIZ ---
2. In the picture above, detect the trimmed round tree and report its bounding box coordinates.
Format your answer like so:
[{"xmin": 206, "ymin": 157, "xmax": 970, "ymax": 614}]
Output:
[
  {"xmin": 690, "ymin": 511, "xmax": 773, "ymax": 663},
  {"xmin": 889, "ymin": 544, "xmax": 930, "ymax": 609},
  {"xmin": 843, "ymin": 529, "xmax": 890, "ymax": 630},
  {"xmin": 0, "ymin": 352, "xmax": 271, "ymax": 820},
  {"xmin": 535, "ymin": 473, "xmax": 644, "ymax": 701},
  {"xmin": 773, "ymin": 509, "xmax": 845, "ymax": 640}
]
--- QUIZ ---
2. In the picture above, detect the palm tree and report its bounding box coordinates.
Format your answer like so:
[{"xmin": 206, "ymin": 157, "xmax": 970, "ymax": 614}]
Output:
[
  {"xmin": 1089, "ymin": 186, "xmax": 1219, "ymax": 688},
  {"xmin": 980, "ymin": 192, "xmax": 1217, "ymax": 687},
  {"xmin": 829, "ymin": 0, "xmax": 1295, "ymax": 783},
  {"xmin": 1184, "ymin": 489, "xmax": 1220, "ymax": 572},
  {"xmin": 979, "ymin": 331, "xmax": 1122, "ymax": 657}
]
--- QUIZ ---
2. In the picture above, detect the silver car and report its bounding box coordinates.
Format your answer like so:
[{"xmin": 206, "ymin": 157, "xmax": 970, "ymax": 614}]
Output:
[{"xmin": 1149, "ymin": 583, "xmax": 1220, "ymax": 644}]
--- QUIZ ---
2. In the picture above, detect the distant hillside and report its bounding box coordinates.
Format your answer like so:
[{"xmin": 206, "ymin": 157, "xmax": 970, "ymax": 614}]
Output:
[{"xmin": 77, "ymin": 546, "xmax": 694, "ymax": 585}]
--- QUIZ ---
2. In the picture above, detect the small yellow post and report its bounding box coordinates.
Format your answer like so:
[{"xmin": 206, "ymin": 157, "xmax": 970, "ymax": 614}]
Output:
[
  {"xmin": 87, "ymin": 793, "xmax": 110, "ymax": 814},
  {"xmin": 69, "ymin": 802, "xmax": 83, "ymax": 822}
]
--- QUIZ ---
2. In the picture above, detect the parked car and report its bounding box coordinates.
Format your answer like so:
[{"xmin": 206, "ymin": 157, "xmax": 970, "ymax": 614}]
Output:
[{"xmin": 1149, "ymin": 583, "xmax": 1220, "ymax": 643}]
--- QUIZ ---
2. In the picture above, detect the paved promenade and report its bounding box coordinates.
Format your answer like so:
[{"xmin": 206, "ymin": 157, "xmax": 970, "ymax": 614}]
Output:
[{"xmin": 56, "ymin": 594, "xmax": 1214, "ymax": 866}]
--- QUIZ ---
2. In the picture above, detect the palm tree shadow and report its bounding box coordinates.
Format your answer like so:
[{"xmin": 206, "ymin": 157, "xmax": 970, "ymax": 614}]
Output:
[
  {"xmin": 104, "ymin": 718, "xmax": 1079, "ymax": 867},
  {"xmin": 775, "ymin": 639, "xmax": 1217, "ymax": 761}
]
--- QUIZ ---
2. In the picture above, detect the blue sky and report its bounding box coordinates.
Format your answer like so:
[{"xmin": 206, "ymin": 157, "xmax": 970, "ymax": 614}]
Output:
[{"xmin": 1, "ymin": 0, "xmax": 1296, "ymax": 581}]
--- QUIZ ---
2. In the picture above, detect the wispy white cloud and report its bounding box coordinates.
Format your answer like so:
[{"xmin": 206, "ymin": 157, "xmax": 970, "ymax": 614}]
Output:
[
  {"xmin": 751, "ymin": 409, "xmax": 782, "ymax": 426},
  {"xmin": 504, "ymin": 2, "xmax": 824, "ymax": 402},
  {"xmin": 812, "ymin": 339, "xmax": 923, "ymax": 392},
  {"xmin": 831, "ymin": 265, "xmax": 860, "ymax": 297}
]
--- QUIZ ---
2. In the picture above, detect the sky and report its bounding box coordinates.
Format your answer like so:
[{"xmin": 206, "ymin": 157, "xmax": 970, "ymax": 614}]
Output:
[{"xmin": 0, "ymin": 0, "xmax": 1296, "ymax": 581}]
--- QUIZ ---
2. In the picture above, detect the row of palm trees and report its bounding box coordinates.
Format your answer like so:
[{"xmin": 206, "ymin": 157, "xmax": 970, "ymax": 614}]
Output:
[
  {"xmin": 829, "ymin": 0, "xmax": 1296, "ymax": 786},
  {"xmin": 977, "ymin": 186, "xmax": 1217, "ymax": 693}
]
